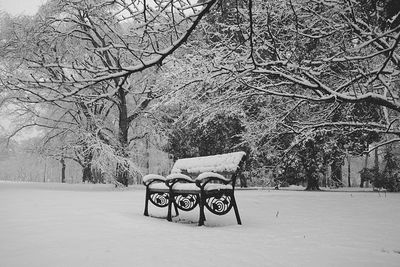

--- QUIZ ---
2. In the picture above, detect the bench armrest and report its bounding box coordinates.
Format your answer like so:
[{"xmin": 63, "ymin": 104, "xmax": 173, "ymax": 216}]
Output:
[
  {"xmin": 143, "ymin": 174, "xmax": 166, "ymax": 186},
  {"xmin": 165, "ymin": 173, "xmax": 194, "ymax": 187},
  {"xmin": 195, "ymin": 172, "xmax": 231, "ymax": 187}
]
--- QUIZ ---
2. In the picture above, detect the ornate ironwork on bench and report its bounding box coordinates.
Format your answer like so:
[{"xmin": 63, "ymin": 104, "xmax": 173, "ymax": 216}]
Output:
[{"xmin": 143, "ymin": 151, "xmax": 246, "ymax": 226}]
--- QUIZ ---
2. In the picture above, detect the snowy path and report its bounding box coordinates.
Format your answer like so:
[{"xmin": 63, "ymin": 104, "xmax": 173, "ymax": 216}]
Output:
[{"xmin": 0, "ymin": 182, "xmax": 399, "ymax": 267}]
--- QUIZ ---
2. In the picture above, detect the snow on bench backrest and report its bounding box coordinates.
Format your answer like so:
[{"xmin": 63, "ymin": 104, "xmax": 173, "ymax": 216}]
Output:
[{"xmin": 171, "ymin": 151, "xmax": 246, "ymax": 175}]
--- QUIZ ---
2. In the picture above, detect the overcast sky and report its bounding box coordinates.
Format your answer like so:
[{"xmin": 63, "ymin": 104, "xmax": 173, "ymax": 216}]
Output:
[{"xmin": 0, "ymin": 0, "xmax": 47, "ymax": 15}]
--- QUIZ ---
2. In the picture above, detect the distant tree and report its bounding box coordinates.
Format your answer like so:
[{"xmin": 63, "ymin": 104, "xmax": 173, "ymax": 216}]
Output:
[
  {"xmin": 168, "ymin": 112, "xmax": 244, "ymax": 155},
  {"xmin": 159, "ymin": 86, "xmax": 246, "ymax": 154},
  {"xmin": 371, "ymin": 146, "xmax": 400, "ymax": 191}
]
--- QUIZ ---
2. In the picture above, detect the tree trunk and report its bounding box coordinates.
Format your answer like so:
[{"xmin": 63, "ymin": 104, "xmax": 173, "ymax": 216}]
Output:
[
  {"xmin": 306, "ymin": 175, "xmax": 321, "ymax": 191},
  {"xmin": 361, "ymin": 147, "xmax": 369, "ymax": 188},
  {"xmin": 374, "ymin": 148, "xmax": 379, "ymax": 172},
  {"xmin": 82, "ymin": 163, "xmax": 93, "ymax": 183},
  {"xmin": 305, "ymin": 172, "xmax": 320, "ymax": 190},
  {"xmin": 116, "ymin": 87, "xmax": 130, "ymax": 186},
  {"xmin": 330, "ymin": 160, "xmax": 343, "ymax": 188},
  {"xmin": 239, "ymin": 173, "xmax": 247, "ymax": 188},
  {"xmin": 60, "ymin": 156, "xmax": 66, "ymax": 183},
  {"xmin": 347, "ymin": 151, "xmax": 351, "ymax": 187},
  {"xmin": 82, "ymin": 150, "xmax": 94, "ymax": 183},
  {"xmin": 115, "ymin": 147, "xmax": 130, "ymax": 187},
  {"xmin": 146, "ymin": 137, "xmax": 150, "ymax": 174},
  {"xmin": 92, "ymin": 168, "xmax": 104, "ymax": 184},
  {"xmin": 115, "ymin": 85, "xmax": 152, "ymax": 186},
  {"xmin": 116, "ymin": 162, "xmax": 129, "ymax": 186},
  {"xmin": 302, "ymin": 139, "xmax": 320, "ymax": 191},
  {"xmin": 43, "ymin": 160, "xmax": 47, "ymax": 183}
]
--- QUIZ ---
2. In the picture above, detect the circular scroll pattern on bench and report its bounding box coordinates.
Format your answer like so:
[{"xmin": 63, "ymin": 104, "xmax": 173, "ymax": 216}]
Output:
[
  {"xmin": 174, "ymin": 194, "xmax": 198, "ymax": 211},
  {"xmin": 149, "ymin": 192, "xmax": 169, "ymax": 207},
  {"xmin": 205, "ymin": 194, "xmax": 233, "ymax": 215}
]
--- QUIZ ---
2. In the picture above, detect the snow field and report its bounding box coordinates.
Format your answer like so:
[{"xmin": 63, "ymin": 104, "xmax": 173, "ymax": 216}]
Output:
[{"xmin": 0, "ymin": 182, "xmax": 399, "ymax": 267}]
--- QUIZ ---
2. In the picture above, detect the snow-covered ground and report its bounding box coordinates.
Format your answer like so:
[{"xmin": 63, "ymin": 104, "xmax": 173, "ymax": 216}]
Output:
[{"xmin": 0, "ymin": 182, "xmax": 399, "ymax": 267}]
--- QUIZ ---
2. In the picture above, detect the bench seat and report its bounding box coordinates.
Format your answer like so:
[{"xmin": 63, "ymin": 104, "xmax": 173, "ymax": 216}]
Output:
[
  {"xmin": 172, "ymin": 183, "xmax": 199, "ymax": 192},
  {"xmin": 148, "ymin": 182, "xmax": 169, "ymax": 191}
]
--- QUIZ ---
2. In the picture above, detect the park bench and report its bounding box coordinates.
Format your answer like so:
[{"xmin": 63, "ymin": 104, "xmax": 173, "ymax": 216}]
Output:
[{"xmin": 143, "ymin": 151, "xmax": 246, "ymax": 226}]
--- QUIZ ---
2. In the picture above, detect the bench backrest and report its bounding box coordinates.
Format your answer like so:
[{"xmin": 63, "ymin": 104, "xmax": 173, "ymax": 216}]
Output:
[{"xmin": 171, "ymin": 151, "xmax": 246, "ymax": 185}]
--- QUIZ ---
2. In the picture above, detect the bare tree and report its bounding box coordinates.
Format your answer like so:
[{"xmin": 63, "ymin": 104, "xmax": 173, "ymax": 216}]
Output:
[
  {"xmin": 1, "ymin": 0, "xmax": 219, "ymax": 185},
  {"xmin": 159, "ymin": 0, "xmax": 400, "ymax": 189},
  {"xmin": 224, "ymin": 1, "xmax": 400, "ymax": 139}
]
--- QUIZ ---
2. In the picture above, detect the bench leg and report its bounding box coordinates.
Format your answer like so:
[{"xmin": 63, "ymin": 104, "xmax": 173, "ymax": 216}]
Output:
[
  {"xmin": 231, "ymin": 194, "xmax": 242, "ymax": 225},
  {"xmin": 144, "ymin": 188, "xmax": 150, "ymax": 216},
  {"xmin": 198, "ymin": 194, "xmax": 206, "ymax": 226},
  {"xmin": 167, "ymin": 192, "xmax": 173, "ymax": 221},
  {"xmin": 174, "ymin": 201, "xmax": 179, "ymax": 216}
]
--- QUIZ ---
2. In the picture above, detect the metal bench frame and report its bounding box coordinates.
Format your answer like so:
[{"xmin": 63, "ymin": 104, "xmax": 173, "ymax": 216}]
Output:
[{"xmin": 143, "ymin": 152, "xmax": 246, "ymax": 226}]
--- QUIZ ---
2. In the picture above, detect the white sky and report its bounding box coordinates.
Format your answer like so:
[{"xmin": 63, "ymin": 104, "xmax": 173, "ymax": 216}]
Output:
[{"xmin": 0, "ymin": 0, "xmax": 47, "ymax": 15}]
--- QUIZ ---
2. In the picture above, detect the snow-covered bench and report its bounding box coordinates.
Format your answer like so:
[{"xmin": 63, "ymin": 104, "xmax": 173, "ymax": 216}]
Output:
[{"xmin": 143, "ymin": 151, "xmax": 246, "ymax": 226}]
